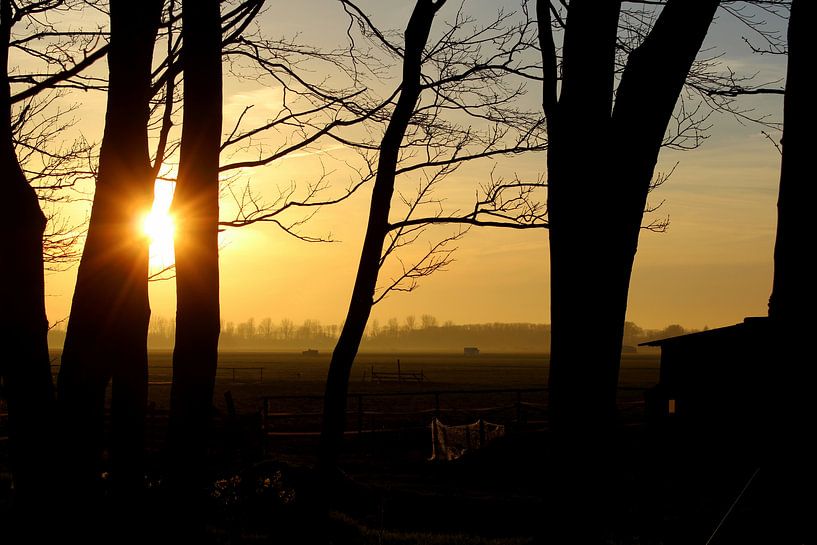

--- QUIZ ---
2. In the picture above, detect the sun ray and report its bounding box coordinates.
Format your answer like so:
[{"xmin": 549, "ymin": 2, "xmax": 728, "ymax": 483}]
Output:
[{"xmin": 142, "ymin": 181, "xmax": 176, "ymax": 268}]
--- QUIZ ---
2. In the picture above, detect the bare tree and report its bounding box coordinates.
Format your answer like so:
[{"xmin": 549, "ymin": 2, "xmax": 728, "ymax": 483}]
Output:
[
  {"xmin": 1, "ymin": 0, "xmax": 104, "ymax": 524},
  {"xmin": 0, "ymin": 0, "xmax": 55, "ymax": 516},
  {"xmin": 57, "ymin": 0, "xmax": 162, "ymax": 517},
  {"xmin": 766, "ymin": 4, "xmax": 814, "ymax": 540},
  {"xmin": 318, "ymin": 0, "xmax": 547, "ymax": 483},
  {"xmin": 319, "ymin": 0, "xmax": 448, "ymax": 482},
  {"xmin": 166, "ymin": 0, "xmax": 223, "ymax": 504},
  {"xmin": 535, "ymin": 1, "xmax": 766, "ymax": 541},
  {"xmin": 540, "ymin": 0, "xmax": 722, "ymax": 435},
  {"xmin": 769, "ymin": 0, "xmax": 809, "ymax": 323}
]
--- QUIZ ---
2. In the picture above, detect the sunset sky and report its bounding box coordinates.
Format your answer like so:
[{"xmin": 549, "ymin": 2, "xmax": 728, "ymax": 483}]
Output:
[{"xmin": 33, "ymin": 1, "xmax": 787, "ymax": 332}]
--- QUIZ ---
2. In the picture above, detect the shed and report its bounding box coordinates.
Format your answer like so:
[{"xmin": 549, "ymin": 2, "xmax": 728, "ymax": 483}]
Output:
[
  {"xmin": 463, "ymin": 347, "xmax": 480, "ymax": 356},
  {"xmin": 641, "ymin": 316, "xmax": 776, "ymax": 440}
]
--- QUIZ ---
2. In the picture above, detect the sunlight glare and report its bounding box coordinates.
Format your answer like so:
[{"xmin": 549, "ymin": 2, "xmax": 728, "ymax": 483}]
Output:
[{"xmin": 142, "ymin": 181, "xmax": 176, "ymax": 267}]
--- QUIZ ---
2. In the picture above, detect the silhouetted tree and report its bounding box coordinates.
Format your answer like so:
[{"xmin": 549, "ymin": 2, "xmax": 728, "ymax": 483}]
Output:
[
  {"xmin": 537, "ymin": 1, "xmax": 721, "ymax": 541},
  {"xmin": 57, "ymin": 0, "xmax": 162, "ymax": 511},
  {"xmin": 769, "ymin": 0, "xmax": 811, "ymax": 324},
  {"xmin": 766, "ymin": 4, "xmax": 814, "ymax": 541},
  {"xmin": 0, "ymin": 0, "xmax": 55, "ymax": 514},
  {"xmin": 319, "ymin": 0, "xmax": 450, "ymax": 482},
  {"xmin": 166, "ymin": 0, "xmax": 223, "ymax": 500},
  {"xmin": 420, "ymin": 314, "xmax": 438, "ymax": 329},
  {"xmin": 1, "ymin": 0, "xmax": 102, "ymax": 522},
  {"xmin": 538, "ymin": 0, "xmax": 720, "ymax": 428},
  {"xmin": 317, "ymin": 0, "xmax": 547, "ymax": 481}
]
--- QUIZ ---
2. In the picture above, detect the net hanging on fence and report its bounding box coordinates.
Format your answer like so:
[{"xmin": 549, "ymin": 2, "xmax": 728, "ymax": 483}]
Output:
[{"xmin": 430, "ymin": 418, "xmax": 505, "ymax": 461}]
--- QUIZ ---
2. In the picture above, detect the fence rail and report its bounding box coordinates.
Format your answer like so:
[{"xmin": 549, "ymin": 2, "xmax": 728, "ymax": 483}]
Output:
[
  {"xmin": 260, "ymin": 386, "xmax": 647, "ymax": 437},
  {"xmin": 364, "ymin": 361, "xmax": 425, "ymax": 384},
  {"xmin": 261, "ymin": 388, "xmax": 549, "ymax": 436}
]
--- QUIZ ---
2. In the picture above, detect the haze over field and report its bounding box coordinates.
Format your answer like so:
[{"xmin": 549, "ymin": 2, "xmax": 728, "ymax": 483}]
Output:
[
  {"xmin": 45, "ymin": 316, "xmax": 696, "ymax": 352},
  {"xmin": 37, "ymin": 0, "xmax": 786, "ymax": 332}
]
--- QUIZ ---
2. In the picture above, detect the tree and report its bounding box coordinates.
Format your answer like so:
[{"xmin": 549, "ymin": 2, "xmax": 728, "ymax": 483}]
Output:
[
  {"xmin": 537, "ymin": 1, "xmax": 722, "ymax": 541},
  {"xmin": 1, "ymin": 0, "xmax": 103, "ymax": 522},
  {"xmin": 404, "ymin": 314, "xmax": 416, "ymax": 331},
  {"xmin": 769, "ymin": 0, "xmax": 811, "ymax": 324},
  {"xmin": 539, "ymin": 0, "xmax": 788, "ymax": 433},
  {"xmin": 0, "ymin": 0, "xmax": 55, "ymax": 514},
  {"xmin": 318, "ymin": 0, "xmax": 547, "ymax": 480},
  {"xmin": 420, "ymin": 314, "xmax": 438, "ymax": 329},
  {"xmin": 57, "ymin": 0, "xmax": 162, "ymax": 508},
  {"xmin": 540, "ymin": 0, "xmax": 720, "ymax": 432},
  {"xmin": 166, "ymin": 0, "xmax": 223, "ymax": 501},
  {"xmin": 766, "ymin": 3, "xmax": 814, "ymax": 541},
  {"xmin": 319, "ymin": 0, "xmax": 449, "ymax": 482}
]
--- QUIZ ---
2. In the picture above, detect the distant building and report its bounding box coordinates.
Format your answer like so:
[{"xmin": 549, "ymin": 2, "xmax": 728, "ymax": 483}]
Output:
[
  {"xmin": 302, "ymin": 349, "xmax": 319, "ymax": 356},
  {"xmin": 642, "ymin": 316, "xmax": 775, "ymax": 441},
  {"xmin": 463, "ymin": 347, "xmax": 479, "ymax": 356}
]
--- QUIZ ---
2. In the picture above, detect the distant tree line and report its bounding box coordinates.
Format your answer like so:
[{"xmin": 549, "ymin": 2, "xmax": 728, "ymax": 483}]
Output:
[{"xmin": 46, "ymin": 316, "xmax": 700, "ymax": 353}]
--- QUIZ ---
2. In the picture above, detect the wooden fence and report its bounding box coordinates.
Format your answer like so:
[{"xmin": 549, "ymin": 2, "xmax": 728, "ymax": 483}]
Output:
[
  {"xmin": 260, "ymin": 386, "xmax": 648, "ymax": 437},
  {"xmin": 261, "ymin": 388, "xmax": 549, "ymax": 437}
]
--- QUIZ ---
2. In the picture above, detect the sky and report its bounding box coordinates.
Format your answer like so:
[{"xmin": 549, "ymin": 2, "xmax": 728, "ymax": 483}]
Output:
[{"xmin": 28, "ymin": 1, "xmax": 788, "ymax": 332}]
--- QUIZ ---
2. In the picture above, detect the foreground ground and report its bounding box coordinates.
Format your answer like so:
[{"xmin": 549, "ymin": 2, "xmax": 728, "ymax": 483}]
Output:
[{"xmin": 2, "ymin": 351, "xmax": 783, "ymax": 543}]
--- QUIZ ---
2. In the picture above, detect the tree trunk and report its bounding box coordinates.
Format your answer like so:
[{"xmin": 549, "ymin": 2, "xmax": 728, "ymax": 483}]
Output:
[
  {"xmin": 319, "ymin": 0, "xmax": 442, "ymax": 478},
  {"xmin": 57, "ymin": 0, "xmax": 161, "ymax": 503},
  {"xmin": 0, "ymin": 0, "xmax": 55, "ymax": 515},
  {"xmin": 545, "ymin": 0, "xmax": 622, "ymax": 434},
  {"xmin": 167, "ymin": 0, "xmax": 223, "ymax": 495},
  {"xmin": 547, "ymin": 0, "xmax": 719, "ymax": 434},
  {"xmin": 540, "ymin": 2, "xmax": 719, "ymax": 541},
  {"xmin": 767, "ymin": 3, "xmax": 816, "ymax": 541},
  {"xmin": 540, "ymin": 4, "xmax": 622, "ymax": 542},
  {"xmin": 769, "ymin": 0, "xmax": 813, "ymax": 323}
]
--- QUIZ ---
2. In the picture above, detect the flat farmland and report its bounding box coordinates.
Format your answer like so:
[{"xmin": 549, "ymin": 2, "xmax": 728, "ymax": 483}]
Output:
[
  {"xmin": 33, "ymin": 351, "xmax": 671, "ymax": 542},
  {"xmin": 49, "ymin": 350, "xmax": 660, "ymax": 419},
  {"xmin": 143, "ymin": 350, "xmax": 659, "ymax": 386}
]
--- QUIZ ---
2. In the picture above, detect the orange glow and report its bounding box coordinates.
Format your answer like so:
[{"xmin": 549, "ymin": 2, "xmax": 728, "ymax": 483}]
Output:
[{"xmin": 142, "ymin": 181, "xmax": 176, "ymax": 267}]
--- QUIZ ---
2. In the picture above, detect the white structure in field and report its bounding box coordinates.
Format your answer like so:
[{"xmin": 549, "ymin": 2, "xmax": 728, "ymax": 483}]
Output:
[{"xmin": 430, "ymin": 418, "xmax": 505, "ymax": 461}]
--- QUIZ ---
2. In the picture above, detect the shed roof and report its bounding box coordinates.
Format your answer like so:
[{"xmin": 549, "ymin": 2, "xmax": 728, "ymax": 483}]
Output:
[{"xmin": 639, "ymin": 316, "xmax": 769, "ymax": 347}]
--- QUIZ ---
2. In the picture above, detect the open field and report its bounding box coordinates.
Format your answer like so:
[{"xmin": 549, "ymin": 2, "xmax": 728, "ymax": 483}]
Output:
[
  {"xmin": 47, "ymin": 349, "xmax": 660, "ymax": 422},
  {"xmin": 42, "ymin": 350, "xmax": 660, "ymax": 451},
  {"xmin": 8, "ymin": 351, "xmax": 773, "ymax": 543}
]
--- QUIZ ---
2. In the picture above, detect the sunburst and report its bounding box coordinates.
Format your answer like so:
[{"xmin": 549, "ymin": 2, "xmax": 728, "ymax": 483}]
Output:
[{"xmin": 142, "ymin": 181, "xmax": 176, "ymax": 267}]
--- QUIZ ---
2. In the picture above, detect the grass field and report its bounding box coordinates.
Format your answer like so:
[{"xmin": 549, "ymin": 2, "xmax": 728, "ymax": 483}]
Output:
[
  {"xmin": 47, "ymin": 349, "xmax": 659, "ymax": 412},
  {"xmin": 30, "ymin": 351, "xmax": 671, "ymax": 543},
  {"xmin": 144, "ymin": 350, "xmax": 660, "ymax": 387},
  {"xmin": 10, "ymin": 351, "xmax": 769, "ymax": 543},
  {"xmin": 46, "ymin": 350, "xmax": 659, "ymax": 430}
]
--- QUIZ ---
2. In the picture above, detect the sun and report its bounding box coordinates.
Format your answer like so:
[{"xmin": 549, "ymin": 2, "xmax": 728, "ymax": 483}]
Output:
[{"xmin": 142, "ymin": 181, "xmax": 176, "ymax": 267}]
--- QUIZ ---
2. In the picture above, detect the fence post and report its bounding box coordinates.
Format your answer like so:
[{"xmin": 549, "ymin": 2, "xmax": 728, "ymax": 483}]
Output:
[
  {"xmin": 431, "ymin": 417, "xmax": 438, "ymax": 460},
  {"xmin": 434, "ymin": 392, "xmax": 440, "ymax": 419}
]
